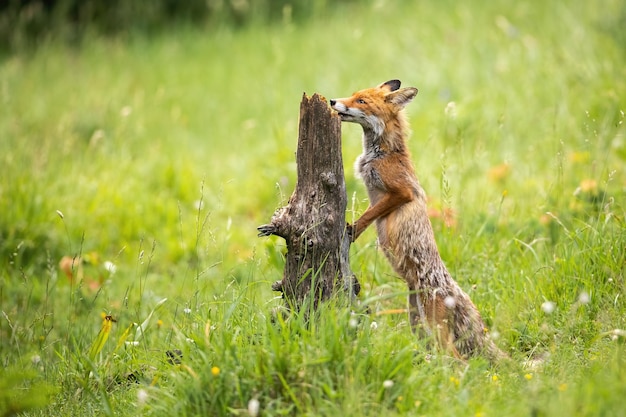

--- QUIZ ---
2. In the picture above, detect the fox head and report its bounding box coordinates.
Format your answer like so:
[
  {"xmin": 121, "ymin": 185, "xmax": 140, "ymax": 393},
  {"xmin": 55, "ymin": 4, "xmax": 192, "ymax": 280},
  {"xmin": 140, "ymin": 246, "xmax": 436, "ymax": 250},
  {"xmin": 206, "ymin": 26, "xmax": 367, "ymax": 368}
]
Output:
[{"xmin": 330, "ymin": 80, "xmax": 418, "ymax": 135}]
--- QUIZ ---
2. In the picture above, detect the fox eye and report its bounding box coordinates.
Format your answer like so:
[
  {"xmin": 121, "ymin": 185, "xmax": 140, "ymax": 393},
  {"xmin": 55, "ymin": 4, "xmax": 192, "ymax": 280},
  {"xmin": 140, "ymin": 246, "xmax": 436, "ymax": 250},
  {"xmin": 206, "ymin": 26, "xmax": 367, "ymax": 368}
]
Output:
[{"xmin": 356, "ymin": 98, "xmax": 366, "ymax": 104}]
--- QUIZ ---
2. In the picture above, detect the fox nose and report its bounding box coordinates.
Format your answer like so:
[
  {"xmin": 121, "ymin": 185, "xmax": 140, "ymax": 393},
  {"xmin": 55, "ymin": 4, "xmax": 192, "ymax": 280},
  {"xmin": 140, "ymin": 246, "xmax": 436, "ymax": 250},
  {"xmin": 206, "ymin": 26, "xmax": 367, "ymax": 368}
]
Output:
[{"xmin": 329, "ymin": 99, "xmax": 336, "ymax": 106}]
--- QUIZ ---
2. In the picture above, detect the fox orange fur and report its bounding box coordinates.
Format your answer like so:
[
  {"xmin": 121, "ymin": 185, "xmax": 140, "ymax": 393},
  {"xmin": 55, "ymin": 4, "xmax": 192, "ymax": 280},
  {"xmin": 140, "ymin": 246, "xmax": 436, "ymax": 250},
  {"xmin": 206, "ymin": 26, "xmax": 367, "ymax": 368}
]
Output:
[{"xmin": 330, "ymin": 80, "xmax": 505, "ymax": 361}]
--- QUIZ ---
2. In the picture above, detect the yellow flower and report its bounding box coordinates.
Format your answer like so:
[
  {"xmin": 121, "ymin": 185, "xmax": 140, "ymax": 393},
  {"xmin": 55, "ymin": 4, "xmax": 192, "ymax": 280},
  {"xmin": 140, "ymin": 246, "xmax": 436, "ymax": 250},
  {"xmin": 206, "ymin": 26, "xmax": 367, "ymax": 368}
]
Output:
[
  {"xmin": 211, "ymin": 366, "xmax": 220, "ymax": 376},
  {"xmin": 449, "ymin": 376, "xmax": 460, "ymax": 387},
  {"xmin": 568, "ymin": 151, "xmax": 590, "ymax": 164},
  {"xmin": 579, "ymin": 179, "xmax": 598, "ymax": 194},
  {"xmin": 524, "ymin": 373, "xmax": 533, "ymax": 380},
  {"xmin": 558, "ymin": 383, "xmax": 568, "ymax": 392},
  {"xmin": 491, "ymin": 375, "xmax": 499, "ymax": 382},
  {"xmin": 488, "ymin": 163, "xmax": 511, "ymax": 183},
  {"xmin": 157, "ymin": 319, "xmax": 163, "ymax": 329}
]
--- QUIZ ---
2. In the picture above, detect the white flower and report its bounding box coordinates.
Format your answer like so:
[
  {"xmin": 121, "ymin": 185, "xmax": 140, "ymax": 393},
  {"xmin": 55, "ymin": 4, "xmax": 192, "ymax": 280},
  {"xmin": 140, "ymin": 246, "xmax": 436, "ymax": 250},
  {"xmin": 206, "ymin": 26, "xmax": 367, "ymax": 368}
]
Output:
[
  {"xmin": 383, "ymin": 380, "xmax": 394, "ymax": 389},
  {"xmin": 349, "ymin": 317, "xmax": 359, "ymax": 328},
  {"xmin": 578, "ymin": 291, "xmax": 590, "ymax": 304},
  {"xmin": 247, "ymin": 398, "xmax": 260, "ymax": 417},
  {"xmin": 541, "ymin": 301, "xmax": 555, "ymax": 314},
  {"xmin": 137, "ymin": 388, "xmax": 149, "ymax": 405},
  {"xmin": 444, "ymin": 296, "xmax": 456, "ymax": 309},
  {"xmin": 370, "ymin": 321, "xmax": 378, "ymax": 331},
  {"xmin": 103, "ymin": 261, "xmax": 117, "ymax": 274},
  {"xmin": 120, "ymin": 106, "xmax": 132, "ymax": 117},
  {"xmin": 445, "ymin": 101, "xmax": 457, "ymax": 119},
  {"xmin": 184, "ymin": 308, "xmax": 192, "ymax": 314}
]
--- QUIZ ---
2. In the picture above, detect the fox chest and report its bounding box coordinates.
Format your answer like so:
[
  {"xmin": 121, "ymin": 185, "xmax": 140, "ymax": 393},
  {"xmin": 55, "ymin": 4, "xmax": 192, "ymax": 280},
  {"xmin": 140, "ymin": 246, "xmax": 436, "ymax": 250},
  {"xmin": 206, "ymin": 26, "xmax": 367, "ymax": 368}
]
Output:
[{"xmin": 355, "ymin": 154, "xmax": 386, "ymax": 202}]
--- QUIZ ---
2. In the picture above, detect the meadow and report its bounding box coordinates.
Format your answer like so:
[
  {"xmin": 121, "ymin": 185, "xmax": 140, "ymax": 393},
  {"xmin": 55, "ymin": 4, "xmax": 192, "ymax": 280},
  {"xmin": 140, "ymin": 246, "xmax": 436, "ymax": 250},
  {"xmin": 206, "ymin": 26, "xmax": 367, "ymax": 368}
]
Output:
[{"xmin": 1, "ymin": 1, "xmax": 625, "ymax": 415}]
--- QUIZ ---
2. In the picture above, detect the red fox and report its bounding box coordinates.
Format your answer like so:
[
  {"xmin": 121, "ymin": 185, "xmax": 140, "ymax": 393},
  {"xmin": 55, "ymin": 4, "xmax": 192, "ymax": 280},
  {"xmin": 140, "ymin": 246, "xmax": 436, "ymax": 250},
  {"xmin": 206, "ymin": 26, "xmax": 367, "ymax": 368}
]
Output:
[{"xmin": 330, "ymin": 80, "xmax": 506, "ymax": 361}]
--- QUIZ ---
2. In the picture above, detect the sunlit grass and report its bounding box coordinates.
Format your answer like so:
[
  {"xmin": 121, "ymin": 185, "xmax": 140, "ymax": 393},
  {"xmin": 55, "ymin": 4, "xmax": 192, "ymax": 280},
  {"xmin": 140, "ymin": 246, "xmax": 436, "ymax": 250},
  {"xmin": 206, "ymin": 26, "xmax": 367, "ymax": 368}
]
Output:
[{"xmin": 1, "ymin": 0, "xmax": 625, "ymax": 415}]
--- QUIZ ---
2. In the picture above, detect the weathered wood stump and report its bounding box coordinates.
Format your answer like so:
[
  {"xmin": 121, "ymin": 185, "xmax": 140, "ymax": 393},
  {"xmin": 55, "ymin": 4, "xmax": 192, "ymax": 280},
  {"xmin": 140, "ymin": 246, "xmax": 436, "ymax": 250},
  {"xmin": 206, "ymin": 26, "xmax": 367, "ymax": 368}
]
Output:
[{"xmin": 258, "ymin": 93, "xmax": 359, "ymax": 311}]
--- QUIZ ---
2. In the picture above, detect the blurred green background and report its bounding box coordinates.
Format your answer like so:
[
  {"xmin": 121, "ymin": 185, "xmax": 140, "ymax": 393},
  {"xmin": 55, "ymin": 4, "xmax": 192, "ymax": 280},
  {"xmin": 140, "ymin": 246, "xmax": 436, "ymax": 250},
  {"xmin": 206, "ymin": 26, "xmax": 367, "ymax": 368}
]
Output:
[{"xmin": 1, "ymin": 1, "xmax": 625, "ymax": 416}]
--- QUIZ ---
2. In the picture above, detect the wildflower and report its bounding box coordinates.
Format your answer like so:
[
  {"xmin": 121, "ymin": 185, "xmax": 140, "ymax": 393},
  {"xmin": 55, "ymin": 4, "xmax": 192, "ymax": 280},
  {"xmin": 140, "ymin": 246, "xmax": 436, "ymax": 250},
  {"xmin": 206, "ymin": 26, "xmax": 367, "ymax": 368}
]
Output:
[
  {"xmin": 579, "ymin": 179, "xmax": 598, "ymax": 194},
  {"xmin": 558, "ymin": 383, "xmax": 568, "ymax": 392},
  {"xmin": 445, "ymin": 101, "xmax": 457, "ymax": 119},
  {"xmin": 449, "ymin": 376, "xmax": 460, "ymax": 387},
  {"xmin": 524, "ymin": 373, "xmax": 533, "ymax": 380},
  {"xmin": 568, "ymin": 151, "xmax": 590, "ymax": 164},
  {"xmin": 157, "ymin": 319, "xmax": 163, "ymax": 329},
  {"xmin": 488, "ymin": 163, "xmax": 511, "ymax": 183},
  {"xmin": 541, "ymin": 301, "xmax": 555, "ymax": 314},
  {"xmin": 31, "ymin": 355, "xmax": 41, "ymax": 365},
  {"xmin": 578, "ymin": 291, "xmax": 590, "ymax": 304},
  {"xmin": 120, "ymin": 106, "xmax": 132, "ymax": 117},
  {"xmin": 103, "ymin": 261, "xmax": 117, "ymax": 275},
  {"xmin": 211, "ymin": 366, "xmax": 220, "ymax": 376},
  {"xmin": 137, "ymin": 388, "xmax": 149, "ymax": 406},
  {"xmin": 247, "ymin": 398, "xmax": 260, "ymax": 417},
  {"xmin": 370, "ymin": 321, "xmax": 379, "ymax": 331},
  {"xmin": 383, "ymin": 380, "xmax": 394, "ymax": 389},
  {"xmin": 444, "ymin": 296, "xmax": 456, "ymax": 309},
  {"xmin": 491, "ymin": 375, "xmax": 499, "ymax": 382},
  {"xmin": 349, "ymin": 317, "xmax": 359, "ymax": 328},
  {"xmin": 184, "ymin": 308, "xmax": 192, "ymax": 314}
]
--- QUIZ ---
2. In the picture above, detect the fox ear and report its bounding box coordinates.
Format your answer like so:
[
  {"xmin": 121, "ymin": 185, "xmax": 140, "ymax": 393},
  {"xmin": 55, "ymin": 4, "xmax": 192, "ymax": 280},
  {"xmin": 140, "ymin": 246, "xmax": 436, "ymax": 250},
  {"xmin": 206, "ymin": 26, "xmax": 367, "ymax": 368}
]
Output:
[
  {"xmin": 378, "ymin": 79, "xmax": 401, "ymax": 92},
  {"xmin": 386, "ymin": 87, "xmax": 418, "ymax": 107}
]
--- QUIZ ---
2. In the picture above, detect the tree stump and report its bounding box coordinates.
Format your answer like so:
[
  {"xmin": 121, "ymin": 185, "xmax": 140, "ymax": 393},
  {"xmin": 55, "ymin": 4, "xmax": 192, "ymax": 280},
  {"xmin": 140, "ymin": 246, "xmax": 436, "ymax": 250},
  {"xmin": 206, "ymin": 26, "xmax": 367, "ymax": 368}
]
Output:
[{"xmin": 258, "ymin": 93, "xmax": 359, "ymax": 311}]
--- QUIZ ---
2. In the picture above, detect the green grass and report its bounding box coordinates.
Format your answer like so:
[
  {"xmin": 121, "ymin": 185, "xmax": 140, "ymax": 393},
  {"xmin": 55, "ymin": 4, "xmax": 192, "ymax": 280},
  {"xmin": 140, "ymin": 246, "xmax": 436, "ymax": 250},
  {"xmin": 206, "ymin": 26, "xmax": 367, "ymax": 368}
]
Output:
[{"xmin": 1, "ymin": 0, "xmax": 625, "ymax": 416}]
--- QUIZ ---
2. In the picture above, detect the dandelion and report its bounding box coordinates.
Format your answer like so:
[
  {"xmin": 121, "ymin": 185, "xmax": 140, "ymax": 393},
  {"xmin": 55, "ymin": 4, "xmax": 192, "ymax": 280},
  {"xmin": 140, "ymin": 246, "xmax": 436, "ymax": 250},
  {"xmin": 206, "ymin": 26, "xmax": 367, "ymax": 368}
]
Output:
[
  {"xmin": 541, "ymin": 301, "xmax": 555, "ymax": 314},
  {"xmin": 211, "ymin": 366, "xmax": 220, "ymax": 376},
  {"xmin": 491, "ymin": 375, "xmax": 499, "ymax": 382},
  {"xmin": 247, "ymin": 398, "xmax": 260, "ymax": 417},
  {"xmin": 578, "ymin": 291, "xmax": 590, "ymax": 304},
  {"xmin": 524, "ymin": 373, "xmax": 533, "ymax": 380},
  {"xmin": 449, "ymin": 376, "xmax": 460, "ymax": 387},
  {"xmin": 444, "ymin": 296, "xmax": 456, "ymax": 309},
  {"xmin": 383, "ymin": 379, "xmax": 394, "ymax": 389}
]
